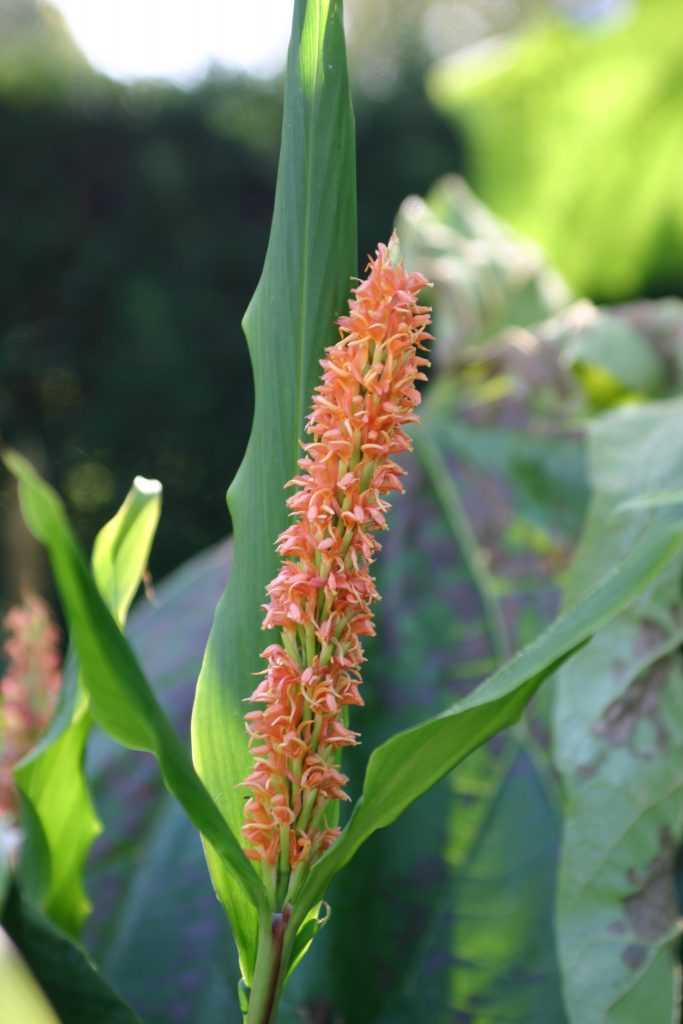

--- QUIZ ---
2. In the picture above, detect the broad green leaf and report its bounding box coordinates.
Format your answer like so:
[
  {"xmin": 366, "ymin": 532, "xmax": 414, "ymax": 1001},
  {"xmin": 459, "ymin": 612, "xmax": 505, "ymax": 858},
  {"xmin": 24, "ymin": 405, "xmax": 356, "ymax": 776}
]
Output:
[
  {"xmin": 553, "ymin": 397, "xmax": 683, "ymax": 1024},
  {"xmin": 3, "ymin": 450, "xmax": 267, "ymax": 931},
  {"xmin": 295, "ymin": 520, "xmax": 683, "ymax": 922},
  {"xmin": 0, "ymin": 926, "xmax": 60, "ymax": 1024},
  {"xmin": 2, "ymin": 883, "xmax": 140, "ymax": 1024},
  {"xmin": 191, "ymin": 0, "xmax": 356, "ymax": 977},
  {"xmin": 15, "ymin": 476, "xmax": 162, "ymax": 937}
]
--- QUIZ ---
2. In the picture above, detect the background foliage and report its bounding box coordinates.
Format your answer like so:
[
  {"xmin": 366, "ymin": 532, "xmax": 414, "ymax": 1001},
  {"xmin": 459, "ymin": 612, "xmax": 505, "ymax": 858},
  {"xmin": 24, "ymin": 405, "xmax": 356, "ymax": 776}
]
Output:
[{"xmin": 428, "ymin": 0, "xmax": 683, "ymax": 300}]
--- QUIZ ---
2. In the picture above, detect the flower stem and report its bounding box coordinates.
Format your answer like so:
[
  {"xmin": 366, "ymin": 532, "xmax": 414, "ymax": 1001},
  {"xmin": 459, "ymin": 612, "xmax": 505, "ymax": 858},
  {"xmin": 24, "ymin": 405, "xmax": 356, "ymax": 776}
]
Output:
[{"xmin": 245, "ymin": 906, "xmax": 292, "ymax": 1024}]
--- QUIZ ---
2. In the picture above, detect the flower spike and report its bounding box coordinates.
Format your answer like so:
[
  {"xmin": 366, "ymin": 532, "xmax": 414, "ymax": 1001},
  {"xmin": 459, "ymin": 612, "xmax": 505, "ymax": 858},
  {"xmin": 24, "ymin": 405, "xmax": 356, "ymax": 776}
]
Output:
[
  {"xmin": 241, "ymin": 238, "xmax": 432, "ymax": 902},
  {"xmin": 0, "ymin": 593, "xmax": 62, "ymax": 823}
]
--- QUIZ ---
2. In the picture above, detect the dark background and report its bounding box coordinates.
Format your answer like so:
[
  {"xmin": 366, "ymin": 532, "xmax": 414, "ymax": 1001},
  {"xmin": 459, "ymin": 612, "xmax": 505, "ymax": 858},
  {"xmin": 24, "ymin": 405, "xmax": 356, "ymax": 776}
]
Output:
[
  {"xmin": 0, "ymin": 2, "xmax": 461, "ymax": 599},
  {"xmin": 2, "ymin": 0, "xmax": 682, "ymax": 603}
]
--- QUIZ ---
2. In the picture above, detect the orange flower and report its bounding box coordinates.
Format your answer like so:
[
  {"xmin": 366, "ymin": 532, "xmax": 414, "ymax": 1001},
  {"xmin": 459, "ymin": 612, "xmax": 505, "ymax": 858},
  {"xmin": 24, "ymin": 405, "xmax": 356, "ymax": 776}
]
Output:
[
  {"xmin": 0, "ymin": 594, "xmax": 62, "ymax": 821},
  {"xmin": 242, "ymin": 238, "xmax": 431, "ymax": 899}
]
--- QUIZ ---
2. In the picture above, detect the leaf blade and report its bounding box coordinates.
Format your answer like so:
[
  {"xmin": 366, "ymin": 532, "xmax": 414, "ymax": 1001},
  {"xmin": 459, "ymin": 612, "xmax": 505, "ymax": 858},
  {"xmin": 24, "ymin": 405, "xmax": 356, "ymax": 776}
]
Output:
[
  {"xmin": 552, "ymin": 397, "xmax": 683, "ymax": 1024},
  {"xmin": 2, "ymin": 884, "xmax": 141, "ymax": 1024},
  {"xmin": 3, "ymin": 450, "xmax": 267, "ymax": 938},
  {"xmin": 190, "ymin": 0, "xmax": 356, "ymax": 974},
  {"xmin": 15, "ymin": 476, "xmax": 162, "ymax": 936}
]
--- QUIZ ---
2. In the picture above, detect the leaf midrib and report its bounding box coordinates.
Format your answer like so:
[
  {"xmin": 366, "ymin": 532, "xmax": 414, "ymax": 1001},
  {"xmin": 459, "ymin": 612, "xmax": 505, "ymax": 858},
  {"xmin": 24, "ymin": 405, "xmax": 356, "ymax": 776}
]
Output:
[{"xmin": 294, "ymin": 0, "xmax": 325, "ymax": 471}]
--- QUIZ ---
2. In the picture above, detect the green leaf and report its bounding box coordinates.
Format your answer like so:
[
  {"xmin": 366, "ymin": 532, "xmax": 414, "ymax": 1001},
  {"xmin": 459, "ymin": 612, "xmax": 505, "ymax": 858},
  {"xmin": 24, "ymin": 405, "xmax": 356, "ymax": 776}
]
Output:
[
  {"xmin": 0, "ymin": 926, "xmax": 60, "ymax": 1024},
  {"xmin": 2, "ymin": 450, "xmax": 267, "ymax": 930},
  {"xmin": 85, "ymin": 541, "xmax": 242, "ymax": 1023},
  {"xmin": 295, "ymin": 519, "xmax": 683, "ymax": 921},
  {"xmin": 2, "ymin": 883, "xmax": 141, "ymax": 1024},
  {"xmin": 15, "ymin": 476, "xmax": 162, "ymax": 937},
  {"xmin": 91, "ymin": 476, "xmax": 162, "ymax": 626},
  {"xmin": 617, "ymin": 490, "xmax": 683, "ymax": 513},
  {"xmin": 561, "ymin": 309, "xmax": 665, "ymax": 403},
  {"xmin": 190, "ymin": 0, "xmax": 356, "ymax": 977},
  {"xmin": 552, "ymin": 397, "xmax": 683, "ymax": 1024}
]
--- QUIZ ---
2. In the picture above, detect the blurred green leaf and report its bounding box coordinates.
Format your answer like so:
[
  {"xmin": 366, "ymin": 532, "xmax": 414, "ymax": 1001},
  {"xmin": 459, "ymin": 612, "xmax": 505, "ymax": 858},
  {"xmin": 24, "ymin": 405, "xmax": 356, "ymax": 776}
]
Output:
[
  {"xmin": 618, "ymin": 490, "xmax": 683, "ymax": 513},
  {"xmin": 396, "ymin": 174, "xmax": 569, "ymax": 364},
  {"xmin": 191, "ymin": 0, "xmax": 356, "ymax": 979},
  {"xmin": 2, "ymin": 883, "xmax": 140, "ymax": 1024},
  {"xmin": 3, "ymin": 449, "xmax": 267, "ymax": 923},
  {"xmin": 428, "ymin": 0, "xmax": 683, "ymax": 299},
  {"xmin": 15, "ymin": 476, "xmax": 161, "ymax": 937},
  {"xmin": 553, "ymin": 397, "xmax": 683, "ymax": 1024},
  {"xmin": 297, "ymin": 517, "xmax": 683, "ymax": 921},
  {"xmin": 558, "ymin": 305, "xmax": 665, "ymax": 405},
  {"xmin": 90, "ymin": 478, "xmax": 162, "ymax": 624}
]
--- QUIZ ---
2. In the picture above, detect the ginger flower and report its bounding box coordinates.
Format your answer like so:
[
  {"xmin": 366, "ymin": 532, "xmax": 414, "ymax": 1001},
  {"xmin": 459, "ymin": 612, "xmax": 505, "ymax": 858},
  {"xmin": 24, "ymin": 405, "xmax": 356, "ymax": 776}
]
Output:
[
  {"xmin": 0, "ymin": 594, "xmax": 62, "ymax": 822},
  {"xmin": 242, "ymin": 238, "xmax": 432, "ymax": 901}
]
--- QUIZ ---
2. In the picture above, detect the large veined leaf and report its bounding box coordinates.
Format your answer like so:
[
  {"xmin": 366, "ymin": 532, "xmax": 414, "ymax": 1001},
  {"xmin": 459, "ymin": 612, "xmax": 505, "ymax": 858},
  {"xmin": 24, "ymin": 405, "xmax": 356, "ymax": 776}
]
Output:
[
  {"xmin": 2, "ymin": 450, "xmax": 267, "ymax": 929},
  {"xmin": 190, "ymin": 0, "xmax": 356, "ymax": 978},
  {"xmin": 295, "ymin": 517, "xmax": 683, "ymax": 924},
  {"xmin": 553, "ymin": 397, "xmax": 683, "ymax": 1024},
  {"xmin": 15, "ymin": 476, "xmax": 161, "ymax": 937},
  {"xmin": 2, "ymin": 884, "xmax": 140, "ymax": 1024}
]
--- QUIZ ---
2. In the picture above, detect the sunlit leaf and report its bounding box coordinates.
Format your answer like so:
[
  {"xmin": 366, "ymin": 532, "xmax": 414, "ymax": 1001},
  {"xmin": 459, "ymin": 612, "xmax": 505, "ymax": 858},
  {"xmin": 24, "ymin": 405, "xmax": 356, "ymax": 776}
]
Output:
[
  {"xmin": 2, "ymin": 884, "xmax": 140, "ymax": 1024},
  {"xmin": 15, "ymin": 476, "xmax": 161, "ymax": 936},
  {"xmin": 0, "ymin": 925, "xmax": 60, "ymax": 1024},
  {"xmin": 427, "ymin": 0, "xmax": 683, "ymax": 299}
]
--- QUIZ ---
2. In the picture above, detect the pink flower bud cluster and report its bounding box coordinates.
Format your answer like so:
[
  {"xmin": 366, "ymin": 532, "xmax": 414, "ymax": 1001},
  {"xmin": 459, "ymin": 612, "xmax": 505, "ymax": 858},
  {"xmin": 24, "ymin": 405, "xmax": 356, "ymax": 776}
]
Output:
[
  {"xmin": 0, "ymin": 595, "xmax": 62, "ymax": 820},
  {"xmin": 242, "ymin": 240, "xmax": 431, "ymax": 880}
]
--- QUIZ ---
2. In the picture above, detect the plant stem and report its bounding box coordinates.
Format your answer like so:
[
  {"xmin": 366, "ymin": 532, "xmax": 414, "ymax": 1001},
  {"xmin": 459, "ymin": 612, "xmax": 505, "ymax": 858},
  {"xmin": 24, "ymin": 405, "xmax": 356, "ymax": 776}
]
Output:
[
  {"xmin": 413, "ymin": 426, "xmax": 510, "ymax": 664},
  {"xmin": 245, "ymin": 906, "xmax": 292, "ymax": 1024}
]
